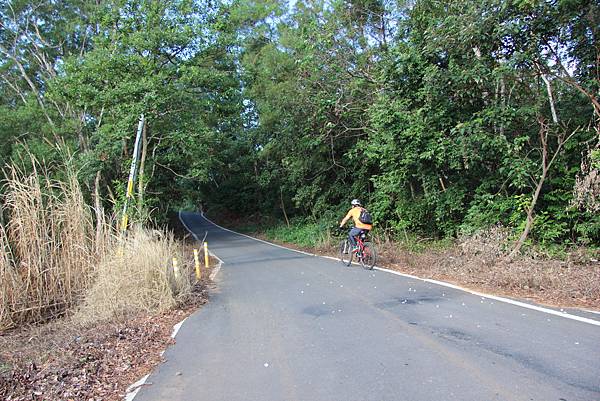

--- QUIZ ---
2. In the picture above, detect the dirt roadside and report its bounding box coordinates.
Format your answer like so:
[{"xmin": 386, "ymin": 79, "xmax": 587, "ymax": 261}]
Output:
[
  {"xmin": 0, "ymin": 298, "xmax": 202, "ymax": 401},
  {"xmin": 0, "ymin": 238, "xmax": 219, "ymax": 401}
]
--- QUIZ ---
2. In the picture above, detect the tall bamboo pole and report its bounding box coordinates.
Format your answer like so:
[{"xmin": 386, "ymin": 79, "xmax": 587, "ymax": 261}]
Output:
[
  {"xmin": 121, "ymin": 114, "xmax": 145, "ymax": 235},
  {"xmin": 137, "ymin": 119, "xmax": 148, "ymax": 211}
]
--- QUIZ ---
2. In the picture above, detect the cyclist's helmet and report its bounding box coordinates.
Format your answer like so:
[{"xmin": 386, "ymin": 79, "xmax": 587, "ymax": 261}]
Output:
[{"xmin": 351, "ymin": 199, "xmax": 361, "ymax": 207}]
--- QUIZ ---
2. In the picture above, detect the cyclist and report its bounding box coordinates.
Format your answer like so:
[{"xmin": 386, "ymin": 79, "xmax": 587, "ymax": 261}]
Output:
[{"xmin": 339, "ymin": 199, "xmax": 372, "ymax": 251}]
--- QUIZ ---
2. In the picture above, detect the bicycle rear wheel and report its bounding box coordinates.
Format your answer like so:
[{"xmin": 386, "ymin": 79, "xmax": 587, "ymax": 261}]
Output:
[
  {"xmin": 339, "ymin": 239, "xmax": 353, "ymax": 266},
  {"xmin": 359, "ymin": 242, "xmax": 377, "ymax": 270}
]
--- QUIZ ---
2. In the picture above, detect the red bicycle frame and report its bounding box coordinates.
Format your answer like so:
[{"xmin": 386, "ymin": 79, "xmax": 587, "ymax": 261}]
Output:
[{"xmin": 352, "ymin": 232, "xmax": 368, "ymax": 255}]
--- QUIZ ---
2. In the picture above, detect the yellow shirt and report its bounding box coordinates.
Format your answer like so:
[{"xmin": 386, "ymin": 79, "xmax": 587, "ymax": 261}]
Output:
[{"xmin": 341, "ymin": 207, "xmax": 372, "ymax": 230}]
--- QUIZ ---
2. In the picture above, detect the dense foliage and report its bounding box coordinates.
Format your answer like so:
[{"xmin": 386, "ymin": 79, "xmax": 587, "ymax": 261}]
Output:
[{"xmin": 1, "ymin": 0, "xmax": 598, "ymax": 248}]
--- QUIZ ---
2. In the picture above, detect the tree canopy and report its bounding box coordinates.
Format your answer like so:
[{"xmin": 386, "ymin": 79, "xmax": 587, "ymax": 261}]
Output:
[{"xmin": 1, "ymin": 0, "xmax": 598, "ymax": 247}]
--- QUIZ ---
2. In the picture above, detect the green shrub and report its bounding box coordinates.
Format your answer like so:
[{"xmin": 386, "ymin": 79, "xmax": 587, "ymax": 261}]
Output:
[
  {"xmin": 460, "ymin": 193, "xmax": 520, "ymax": 235},
  {"xmin": 263, "ymin": 218, "xmax": 332, "ymax": 248}
]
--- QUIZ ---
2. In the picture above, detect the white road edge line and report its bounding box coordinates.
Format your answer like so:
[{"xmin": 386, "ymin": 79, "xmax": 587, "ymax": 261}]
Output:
[
  {"xmin": 171, "ymin": 317, "xmax": 188, "ymax": 338},
  {"xmin": 124, "ymin": 374, "xmax": 150, "ymax": 401},
  {"xmin": 201, "ymin": 213, "xmax": 315, "ymax": 257},
  {"xmin": 377, "ymin": 268, "xmax": 600, "ymax": 327},
  {"xmin": 127, "ymin": 212, "xmax": 215, "ymax": 401},
  {"xmin": 126, "ymin": 315, "xmax": 189, "ymax": 401},
  {"xmin": 178, "ymin": 210, "xmax": 200, "ymax": 241},
  {"xmin": 209, "ymin": 252, "xmax": 223, "ymax": 280},
  {"xmin": 178, "ymin": 211, "xmax": 225, "ymax": 280},
  {"xmin": 201, "ymin": 213, "xmax": 600, "ymax": 327}
]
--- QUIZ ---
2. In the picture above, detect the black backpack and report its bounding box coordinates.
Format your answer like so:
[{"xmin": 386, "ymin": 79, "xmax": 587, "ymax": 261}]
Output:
[{"xmin": 358, "ymin": 208, "xmax": 373, "ymax": 224}]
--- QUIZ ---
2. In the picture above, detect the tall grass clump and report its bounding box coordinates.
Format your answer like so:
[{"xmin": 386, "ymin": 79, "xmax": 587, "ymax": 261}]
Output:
[
  {"xmin": 75, "ymin": 228, "xmax": 193, "ymax": 324},
  {"xmin": 0, "ymin": 158, "xmax": 195, "ymax": 330},
  {"xmin": 0, "ymin": 162, "xmax": 108, "ymax": 330}
]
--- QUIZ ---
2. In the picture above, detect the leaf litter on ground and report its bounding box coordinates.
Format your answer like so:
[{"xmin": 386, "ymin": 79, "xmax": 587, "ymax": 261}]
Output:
[{"xmin": 0, "ymin": 285, "xmax": 208, "ymax": 401}]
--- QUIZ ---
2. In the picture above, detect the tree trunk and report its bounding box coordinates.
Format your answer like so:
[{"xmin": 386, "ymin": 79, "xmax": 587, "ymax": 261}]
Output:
[
  {"xmin": 499, "ymin": 75, "xmax": 506, "ymax": 136},
  {"xmin": 508, "ymin": 166, "xmax": 547, "ymax": 259},
  {"xmin": 280, "ymin": 187, "xmax": 290, "ymax": 228},
  {"xmin": 77, "ymin": 109, "xmax": 89, "ymax": 152},
  {"xmin": 508, "ymin": 119, "xmax": 549, "ymax": 259},
  {"xmin": 439, "ymin": 176, "xmax": 446, "ymax": 192},
  {"xmin": 509, "ymin": 75, "xmax": 559, "ymax": 258},
  {"xmin": 541, "ymin": 74, "xmax": 559, "ymax": 124}
]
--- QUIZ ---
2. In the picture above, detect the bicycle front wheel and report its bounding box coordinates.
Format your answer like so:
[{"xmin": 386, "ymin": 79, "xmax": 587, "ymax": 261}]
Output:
[
  {"xmin": 339, "ymin": 239, "xmax": 353, "ymax": 266},
  {"xmin": 359, "ymin": 242, "xmax": 377, "ymax": 270}
]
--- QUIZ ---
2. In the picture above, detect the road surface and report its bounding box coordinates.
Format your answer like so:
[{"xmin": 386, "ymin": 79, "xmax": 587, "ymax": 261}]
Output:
[{"xmin": 134, "ymin": 212, "xmax": 600, "ymax": 401}]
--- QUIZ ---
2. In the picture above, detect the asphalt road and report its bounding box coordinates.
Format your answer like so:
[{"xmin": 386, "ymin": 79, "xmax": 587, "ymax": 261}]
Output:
[{"xmin": 134, "ymin": 212, "xmax": 600, "ymax": 401}]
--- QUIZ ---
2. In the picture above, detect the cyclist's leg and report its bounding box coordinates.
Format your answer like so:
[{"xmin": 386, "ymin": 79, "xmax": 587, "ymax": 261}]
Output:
[{"xmin": 348, "ymin": 227, "xmax": 362, "ymax": 248}]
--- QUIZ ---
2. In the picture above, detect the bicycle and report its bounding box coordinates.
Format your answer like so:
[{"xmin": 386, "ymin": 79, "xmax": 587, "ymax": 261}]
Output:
[{"xmin": 338, "ymin": 228, "xmax": 377, "ymax": 270}]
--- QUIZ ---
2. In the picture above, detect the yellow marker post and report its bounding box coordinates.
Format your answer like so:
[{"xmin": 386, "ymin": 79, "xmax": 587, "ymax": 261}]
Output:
[
  {"xmin": 193, "ymin": 249, "xmax": 201, "ymax": 280},
  {"xmin": 204, "ymin": 242, "xmax": 209, "ymax": 269},
  {"xmin": 172, "ymin": 257, "xmax": 180, "ymax": 280},
  {"xmin": 120, "ymin": 213, "xmax": 129, "ymax": 233}
]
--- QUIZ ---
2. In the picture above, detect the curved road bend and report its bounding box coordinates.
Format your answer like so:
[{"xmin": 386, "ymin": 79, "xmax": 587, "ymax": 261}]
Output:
[{"xmin": 135, "ymin": 212, "xmax": 600, "ymax": 401}]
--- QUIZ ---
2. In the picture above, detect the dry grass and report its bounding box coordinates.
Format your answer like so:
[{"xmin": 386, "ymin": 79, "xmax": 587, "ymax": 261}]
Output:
[
  {"xmin": 0, "ymin": 160, "xmax": 195, "ymax": 331},
  {"xmin": 74, "ymin": 228, "xmax": 194, "ymax": 324},
  {"xmin": 1, "ymin": 228, "xmax": 206, "ymax": 399},
  {"xmin": 0, "ymin": 163, "xmax": 107, "ymax": 330}
]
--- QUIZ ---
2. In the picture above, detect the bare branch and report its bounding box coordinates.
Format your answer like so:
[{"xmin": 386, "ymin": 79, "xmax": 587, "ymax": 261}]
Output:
[
  {"xmin": 0, "ymin": 75, "xmax": 28, "ymax": 104},
  {"xmin": 154, "ymin": 161, "xmax": 192, "ymax": 179}
]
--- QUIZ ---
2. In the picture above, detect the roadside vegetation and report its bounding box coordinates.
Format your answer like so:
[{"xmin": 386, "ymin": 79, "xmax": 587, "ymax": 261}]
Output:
[
  {"xmin": 0, "ymin": 159, "xmax": 196, "ymax": 330},
  {"xmin": 0, "ymin": 159, "xmax": 204, "ymax": 399},
  {"xmin": 0, "ymin": 162, "xmax": 101, "ymax": 330}
]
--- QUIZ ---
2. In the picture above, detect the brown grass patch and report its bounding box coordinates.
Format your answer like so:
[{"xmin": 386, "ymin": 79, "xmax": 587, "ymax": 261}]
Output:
[
  {"xmin": 1, "ymin": 159, "xmax": 202, "ymax": 330},
  {"xmin": 74, "ymin": 228, "xmax": 196, "ymax": 324},
  {"xmin": 0, "ymin": 234, "xmax": 213, "ymax": 400}
]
